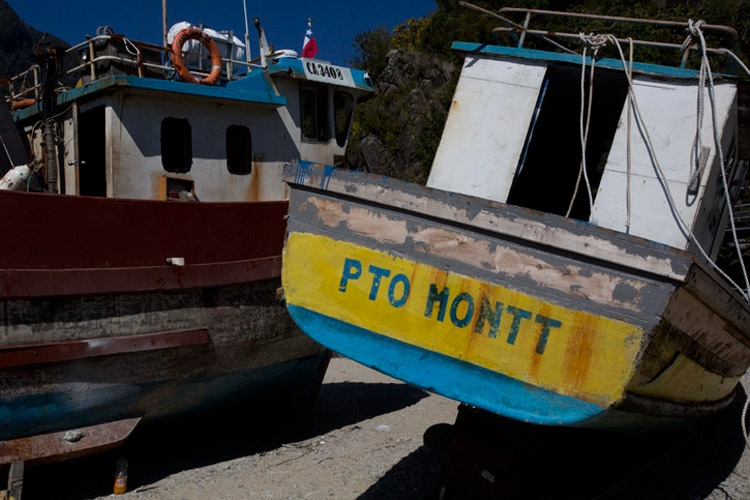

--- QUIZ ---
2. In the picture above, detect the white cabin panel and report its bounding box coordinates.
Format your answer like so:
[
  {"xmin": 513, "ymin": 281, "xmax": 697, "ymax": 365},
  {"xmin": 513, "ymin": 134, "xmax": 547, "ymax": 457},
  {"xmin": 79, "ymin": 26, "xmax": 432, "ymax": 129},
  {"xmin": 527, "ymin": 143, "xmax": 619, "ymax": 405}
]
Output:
[
  {"xmin": 593, "ymin": 78, "xmax": 737, "ymax": 250},
  {"xmin": 108, "ymin": 93, "xmax": 294, "ymax": 202},
  {"xmin": 427, "ymin": 57, "xmax": 547, "ymax": 202},
  {"xmin": 62, "ymin": 107, "xmax": 77, "ymax": 195}
]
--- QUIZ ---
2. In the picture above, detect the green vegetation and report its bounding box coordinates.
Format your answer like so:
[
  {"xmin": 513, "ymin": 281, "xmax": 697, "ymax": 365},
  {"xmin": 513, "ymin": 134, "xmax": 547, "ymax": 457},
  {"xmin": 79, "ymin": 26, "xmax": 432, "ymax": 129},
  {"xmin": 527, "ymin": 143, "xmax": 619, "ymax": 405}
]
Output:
[
  {"xmin": 345, "ymin": 0, "xmax": 749, "ymax": 267},
  {"xmin": 344, "ymin": 0, "xmax": 749, "ymax": 180}
]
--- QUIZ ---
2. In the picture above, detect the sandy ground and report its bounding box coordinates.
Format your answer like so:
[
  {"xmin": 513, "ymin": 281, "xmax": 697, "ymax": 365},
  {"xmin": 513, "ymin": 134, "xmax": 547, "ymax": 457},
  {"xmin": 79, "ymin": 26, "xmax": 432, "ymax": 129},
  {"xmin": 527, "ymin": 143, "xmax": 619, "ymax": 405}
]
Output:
[{"xmin": 13, "ymin": 358, "xmax": 750, "ymax": 500}]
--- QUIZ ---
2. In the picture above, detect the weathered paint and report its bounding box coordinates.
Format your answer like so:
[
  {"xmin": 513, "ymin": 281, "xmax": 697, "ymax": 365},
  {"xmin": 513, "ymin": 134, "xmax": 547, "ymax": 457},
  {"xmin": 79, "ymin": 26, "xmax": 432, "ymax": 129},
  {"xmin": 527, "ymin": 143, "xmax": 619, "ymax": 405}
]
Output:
[
  {"xmin": 282, "ymin": 162, "xmax": 750, "ymax": 428},
  {"xmin": 0, "ymin": 418, "xmax": 142, "ymax": 465},
  {"xmin": 287, "ymin": 304, "xmax": 603, "ymax": 425},
  {"xmin": 0, "ymin": 32, "xmax": 372, "ymax": 465},
  {"xmin": 632, "ymin": 353, "xmax": 740, "ymax": 402},
  {"xmin": 283, "ymin": 232, "xmax": 644, "ymax": 412}
]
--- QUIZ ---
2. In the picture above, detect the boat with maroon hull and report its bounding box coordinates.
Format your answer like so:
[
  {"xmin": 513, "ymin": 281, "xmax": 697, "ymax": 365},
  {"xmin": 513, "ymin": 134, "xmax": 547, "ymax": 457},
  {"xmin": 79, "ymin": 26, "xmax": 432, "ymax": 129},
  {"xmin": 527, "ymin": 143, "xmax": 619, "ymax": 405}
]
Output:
[{"xmin": 0, "ymin": 15, "xmax": 372, "ymax": 470}]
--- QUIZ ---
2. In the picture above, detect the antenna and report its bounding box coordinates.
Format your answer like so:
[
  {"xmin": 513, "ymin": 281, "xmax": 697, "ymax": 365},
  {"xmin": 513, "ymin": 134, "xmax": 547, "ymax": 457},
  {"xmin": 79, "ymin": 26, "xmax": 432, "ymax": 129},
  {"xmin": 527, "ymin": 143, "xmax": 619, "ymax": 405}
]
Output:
[
  {"xmin": 254, "ymin": 17, "xmax": 269, "ymax": 68},
  {"xmin": 162, "ymin": 0, "xmax": 168, "ymax": 47},
  {"xmin": 242, "ymin": 0, "xmax": 251, "ymax": 64}
]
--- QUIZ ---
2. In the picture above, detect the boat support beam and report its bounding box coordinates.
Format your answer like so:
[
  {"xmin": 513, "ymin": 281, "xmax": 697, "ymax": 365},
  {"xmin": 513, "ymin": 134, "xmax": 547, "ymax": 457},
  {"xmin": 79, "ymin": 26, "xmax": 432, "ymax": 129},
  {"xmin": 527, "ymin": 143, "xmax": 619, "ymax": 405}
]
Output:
[{"xmin": 0, "ymin": 417, "xmax": 142, "ymax": 468}]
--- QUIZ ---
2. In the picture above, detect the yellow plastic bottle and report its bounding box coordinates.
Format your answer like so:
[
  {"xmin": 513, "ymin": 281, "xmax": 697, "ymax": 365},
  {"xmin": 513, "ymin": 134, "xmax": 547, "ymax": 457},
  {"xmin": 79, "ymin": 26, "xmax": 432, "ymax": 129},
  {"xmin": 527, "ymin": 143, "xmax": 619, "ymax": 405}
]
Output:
[{"xmin": 113, "ymin": 458, "xmax": 128, "ymax": 495}]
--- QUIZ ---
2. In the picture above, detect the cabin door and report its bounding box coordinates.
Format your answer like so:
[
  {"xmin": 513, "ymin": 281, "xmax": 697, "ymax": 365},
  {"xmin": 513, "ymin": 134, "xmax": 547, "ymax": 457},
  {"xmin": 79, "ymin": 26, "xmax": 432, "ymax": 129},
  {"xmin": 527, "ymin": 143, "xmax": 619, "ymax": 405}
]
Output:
[{"xmin": 78, "ymin": 106, "xmax": 107, "ymax": 197}]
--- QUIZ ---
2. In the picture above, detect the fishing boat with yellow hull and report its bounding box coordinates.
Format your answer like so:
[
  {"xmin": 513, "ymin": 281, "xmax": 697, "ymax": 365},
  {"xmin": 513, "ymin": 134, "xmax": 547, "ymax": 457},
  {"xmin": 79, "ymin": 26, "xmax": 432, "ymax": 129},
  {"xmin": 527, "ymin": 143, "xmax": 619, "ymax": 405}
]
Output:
[{"xmin": 281, "ymin": 6, "xmax": 750, "ymax": 431}]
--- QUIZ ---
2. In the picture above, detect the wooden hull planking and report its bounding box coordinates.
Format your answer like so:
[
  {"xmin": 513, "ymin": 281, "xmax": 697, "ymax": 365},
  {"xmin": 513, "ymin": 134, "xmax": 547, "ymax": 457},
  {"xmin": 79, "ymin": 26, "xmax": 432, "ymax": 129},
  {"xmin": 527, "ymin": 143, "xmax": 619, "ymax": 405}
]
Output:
[
  {"xmin": 281, "ymin": 162, "xmax": 750, "ymax": 429},
  {"xmin": 0, "ymin": 190, "xmax": 329, "ymax": 462}
]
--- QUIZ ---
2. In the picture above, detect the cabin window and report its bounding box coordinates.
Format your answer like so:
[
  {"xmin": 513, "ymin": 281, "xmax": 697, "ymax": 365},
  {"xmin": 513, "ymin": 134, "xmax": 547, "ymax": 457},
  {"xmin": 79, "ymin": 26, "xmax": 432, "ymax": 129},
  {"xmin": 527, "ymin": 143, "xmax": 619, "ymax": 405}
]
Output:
[
  {"xmin": 226, "ymin": 125, "xmax": 252, "ymax": 175},
  {"xmin": 333, "ymin": 91, "xmax": 355, "ymax": 147},
  {"xmin": 506, "ymin": 64, "xmax": 628, "ymax": 220},
  {"xmin": 301, "ymin": 86, "xmax": 329, "ymax": 142},
  {"xmin": 161, "ymin": 117, "xmax": 192, "ymax": 173}
]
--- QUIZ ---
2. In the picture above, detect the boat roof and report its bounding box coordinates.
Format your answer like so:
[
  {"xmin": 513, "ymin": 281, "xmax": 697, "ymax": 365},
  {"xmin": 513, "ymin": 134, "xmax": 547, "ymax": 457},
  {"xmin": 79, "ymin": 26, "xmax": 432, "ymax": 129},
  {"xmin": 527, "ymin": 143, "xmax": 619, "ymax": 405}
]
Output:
[
  {"xmin": 10, "ymin": 35, "xmax": 373, "ymax": 122},
  {"xmin": 452, "ymin": 42, "xmax": 722, "ymax": 80}
]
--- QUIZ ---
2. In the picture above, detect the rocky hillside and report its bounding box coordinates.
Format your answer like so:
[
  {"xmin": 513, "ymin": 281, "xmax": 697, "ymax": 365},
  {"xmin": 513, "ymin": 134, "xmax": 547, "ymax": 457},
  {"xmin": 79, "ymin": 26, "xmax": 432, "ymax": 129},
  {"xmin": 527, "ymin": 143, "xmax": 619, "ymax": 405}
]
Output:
[
  {"xmin": 0, "ymin": 0, "xmax": 68, "ymax": 78},
  {"xmin": 345, "ymin": 49, "xmax": 457, "ymax": 184}
]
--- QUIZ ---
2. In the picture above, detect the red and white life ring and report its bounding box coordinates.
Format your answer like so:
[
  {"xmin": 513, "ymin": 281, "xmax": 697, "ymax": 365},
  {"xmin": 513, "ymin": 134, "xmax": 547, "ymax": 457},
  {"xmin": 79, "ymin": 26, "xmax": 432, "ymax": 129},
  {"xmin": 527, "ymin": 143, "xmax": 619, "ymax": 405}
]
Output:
[{"xmin": 170, "ymin": 27, "xmax": 222, "ymax": 85}]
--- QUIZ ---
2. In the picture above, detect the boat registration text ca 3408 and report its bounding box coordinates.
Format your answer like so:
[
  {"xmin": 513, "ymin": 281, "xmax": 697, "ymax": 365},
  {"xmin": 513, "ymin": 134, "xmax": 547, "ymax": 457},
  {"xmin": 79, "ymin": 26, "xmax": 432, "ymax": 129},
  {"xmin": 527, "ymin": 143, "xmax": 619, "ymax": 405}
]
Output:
[{"xmin": 302, "ymin": 60, "xmax": 355, "ymax": 86}]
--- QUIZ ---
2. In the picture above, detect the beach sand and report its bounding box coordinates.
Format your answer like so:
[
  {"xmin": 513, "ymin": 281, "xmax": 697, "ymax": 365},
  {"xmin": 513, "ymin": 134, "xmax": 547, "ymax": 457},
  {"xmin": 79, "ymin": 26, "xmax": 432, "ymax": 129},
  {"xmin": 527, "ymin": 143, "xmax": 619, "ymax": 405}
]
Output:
[{"xmin": 14, "ymin": 358, "xmax": 750, "ymax": 499}]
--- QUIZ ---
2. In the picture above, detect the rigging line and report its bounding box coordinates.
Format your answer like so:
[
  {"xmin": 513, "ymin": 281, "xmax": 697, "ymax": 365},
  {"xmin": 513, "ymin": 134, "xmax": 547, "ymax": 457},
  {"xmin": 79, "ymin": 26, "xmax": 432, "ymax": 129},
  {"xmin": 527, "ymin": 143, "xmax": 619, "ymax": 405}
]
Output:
[
  {"xmin": 567, "ymin": 34, "xmax": 603, "ymax": 218},
  {"xmin": 139, "ymin": 0, "xmax": 153, "ymax": 42},
  {"xmin": 566, "ymin": 45, "xmax": 588, "ymax": 218},
  {"xmin": 692, "ymin": 20, "xmax": 750, "ymax": 300},
  {"xmin": 607, "ymin": 30, "xmax": 749, "ymax": 302},
  {"xmin": 625, "ymin": 37, "xmax": 633, "ymax": 233},
  {"xmin": 581, "ymin": 42, "xmax": 598, "ymax": 213}
]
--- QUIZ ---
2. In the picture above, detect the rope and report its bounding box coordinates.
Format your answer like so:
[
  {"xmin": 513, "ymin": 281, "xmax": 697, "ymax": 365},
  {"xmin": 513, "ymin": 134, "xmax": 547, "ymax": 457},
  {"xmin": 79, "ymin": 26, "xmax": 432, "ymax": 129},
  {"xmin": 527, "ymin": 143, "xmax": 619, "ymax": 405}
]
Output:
[
  {"xmin": 572, "ymin": 18, "xmax": 750, "ymax": 454},
  {"xmin": 608, "ymin": 20, "xmax": 750, "ymax": 449},
  {"xmin": 625, "ymin": 38, "xmax": 634, "ymax": 232},
  {"xmin": 687, "ymin": 20, "xmax": 707, "ymax": 195},
  {"xmin": 589, "ymin": 28, "xmax": 750, "ymax": 303},
  {"xmin": 567, "ymin": 34, "xmax": 604, "ymax": 217}
]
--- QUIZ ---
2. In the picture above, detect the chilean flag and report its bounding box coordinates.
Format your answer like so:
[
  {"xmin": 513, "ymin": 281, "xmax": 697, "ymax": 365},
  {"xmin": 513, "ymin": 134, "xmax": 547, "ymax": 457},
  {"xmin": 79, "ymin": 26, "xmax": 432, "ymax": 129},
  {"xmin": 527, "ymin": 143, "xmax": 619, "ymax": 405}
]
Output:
[{"xmin": 302, "ymin": 20, "xmax": 318, "ymax": 58}]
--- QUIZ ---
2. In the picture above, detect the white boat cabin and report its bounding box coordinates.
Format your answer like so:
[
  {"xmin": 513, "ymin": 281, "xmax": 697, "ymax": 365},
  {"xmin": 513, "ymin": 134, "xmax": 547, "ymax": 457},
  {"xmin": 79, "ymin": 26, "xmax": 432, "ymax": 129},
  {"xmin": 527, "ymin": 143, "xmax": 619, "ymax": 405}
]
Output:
[
  {"xmin": 427, "ymin": 10, "xmax": 748, "ymax": 260},
  {"xmin": 8, "ymin": 24, "xmax": 373, "ymax": 202}
]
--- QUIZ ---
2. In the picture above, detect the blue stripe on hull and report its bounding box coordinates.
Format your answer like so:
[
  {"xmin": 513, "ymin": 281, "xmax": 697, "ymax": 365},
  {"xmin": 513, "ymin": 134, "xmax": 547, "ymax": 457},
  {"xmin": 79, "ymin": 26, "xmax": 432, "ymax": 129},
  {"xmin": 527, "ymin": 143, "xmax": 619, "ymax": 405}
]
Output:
[
  {"xmin": 0, "ymin": 353, "xmax": 328, "ymax": 441},
  {"xmin": 288, "ymin": 305, "xmax": 603, "ymax": 426}
]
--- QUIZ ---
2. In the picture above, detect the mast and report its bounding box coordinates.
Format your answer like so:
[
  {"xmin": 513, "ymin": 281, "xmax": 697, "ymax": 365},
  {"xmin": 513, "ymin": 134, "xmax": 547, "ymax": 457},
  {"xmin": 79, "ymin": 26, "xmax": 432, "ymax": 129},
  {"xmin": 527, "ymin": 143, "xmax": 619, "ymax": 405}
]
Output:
[
  {"xmin": 243, "ymin": 0, "xmax": 252, "ymax": 64},
  {"xmin": 162, "ymin": 0, "xmax": 168, "ymax": 47}
]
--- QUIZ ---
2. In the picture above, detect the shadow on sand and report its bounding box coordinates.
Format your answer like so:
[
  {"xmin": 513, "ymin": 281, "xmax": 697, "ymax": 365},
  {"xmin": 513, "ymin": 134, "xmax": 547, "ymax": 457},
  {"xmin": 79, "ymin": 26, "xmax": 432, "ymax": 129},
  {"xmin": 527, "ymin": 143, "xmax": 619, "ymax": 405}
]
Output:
[
  {"xmin": 17, "ymin": 380, "xmax": 430, "ymax": 500},
  {"xmin": 357, "ymin": 387, "xmax": 749, "ymax": 500}
]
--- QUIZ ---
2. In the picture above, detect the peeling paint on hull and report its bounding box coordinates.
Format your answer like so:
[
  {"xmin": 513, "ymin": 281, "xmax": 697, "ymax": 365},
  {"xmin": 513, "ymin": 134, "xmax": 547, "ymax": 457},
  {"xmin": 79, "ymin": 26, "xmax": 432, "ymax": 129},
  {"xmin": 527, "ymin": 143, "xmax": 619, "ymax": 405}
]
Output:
[
  {"xmin": 0, "ymin": 191, "xmax": 329, "ymax": 463},
  {"xmin": 282, "ymin": 163, "xmax": 750, "ymax": 430}
]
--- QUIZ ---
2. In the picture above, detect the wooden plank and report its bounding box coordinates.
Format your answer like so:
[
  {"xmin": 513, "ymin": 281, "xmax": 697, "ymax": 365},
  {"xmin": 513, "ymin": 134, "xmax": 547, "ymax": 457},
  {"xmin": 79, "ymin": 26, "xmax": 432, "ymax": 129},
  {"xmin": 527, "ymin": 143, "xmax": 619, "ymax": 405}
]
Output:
[
  {"xmin": 681, "ymin": 263, "xmax": 750, "ymax": 346},
  {"xmin": 0, "ymin": 329, "xmax": 209, "ymax": 368},
  {"xmin": 284, "ymin": 162, "xmax": 693, "ymax": 282},
  {"xmin": 0, "ymin": 256, "xmax": 281, "ymax": 299}
]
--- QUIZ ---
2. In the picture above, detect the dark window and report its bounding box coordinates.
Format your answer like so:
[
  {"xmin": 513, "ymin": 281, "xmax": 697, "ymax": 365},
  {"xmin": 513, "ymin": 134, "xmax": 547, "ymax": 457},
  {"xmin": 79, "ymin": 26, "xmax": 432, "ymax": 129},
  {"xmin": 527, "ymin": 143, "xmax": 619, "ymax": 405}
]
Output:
[
  {"xmin": 161, "ymin": 117, "xmax": 192, "ymax": 173},
  {"xmin": 507, "ymin": 64, "xmax": 628, "ymax": 220},
  {"xmin": 301, "ymin": 87, "xmax": 329, "ymax": 142},
  {"xmin": 333, "ymin": 91, "xmax": 355, "ymax": 147},
  {"xmin": 226, "ymin": 125, "xmax": 252, "ymax": 175}
]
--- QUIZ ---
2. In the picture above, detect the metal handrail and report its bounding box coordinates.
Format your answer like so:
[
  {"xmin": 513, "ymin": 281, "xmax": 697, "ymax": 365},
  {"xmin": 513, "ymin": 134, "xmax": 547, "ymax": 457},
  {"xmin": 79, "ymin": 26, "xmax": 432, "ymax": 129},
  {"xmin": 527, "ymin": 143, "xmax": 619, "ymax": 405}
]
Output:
[
  {"xmin": 459, "ymin": 2, "xmax": 741, "ymax": 70},
  {"xmin": 7, "ymin": 33, "xmax": 266, "ymax": 109}
]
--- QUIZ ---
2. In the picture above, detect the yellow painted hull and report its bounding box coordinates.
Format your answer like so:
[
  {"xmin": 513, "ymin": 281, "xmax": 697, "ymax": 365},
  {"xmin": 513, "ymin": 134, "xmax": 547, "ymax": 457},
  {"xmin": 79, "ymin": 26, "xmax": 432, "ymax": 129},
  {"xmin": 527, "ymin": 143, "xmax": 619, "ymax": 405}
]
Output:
[{"xmin": 282, "ymin": 162, "xmax": 750, "ymax": 429}]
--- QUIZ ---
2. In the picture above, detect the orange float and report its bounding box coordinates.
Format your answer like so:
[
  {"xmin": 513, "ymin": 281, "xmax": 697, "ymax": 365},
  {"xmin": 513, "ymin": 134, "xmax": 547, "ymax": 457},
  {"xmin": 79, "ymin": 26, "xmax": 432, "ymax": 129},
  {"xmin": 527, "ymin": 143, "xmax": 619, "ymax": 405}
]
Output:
[
  {"xmin": 170, "ymin": 27, "xmax": 222, "ymax": 85},
  {"xmin": 10, "ymin": 98, "xmax": 36, "ymax": 110}
]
